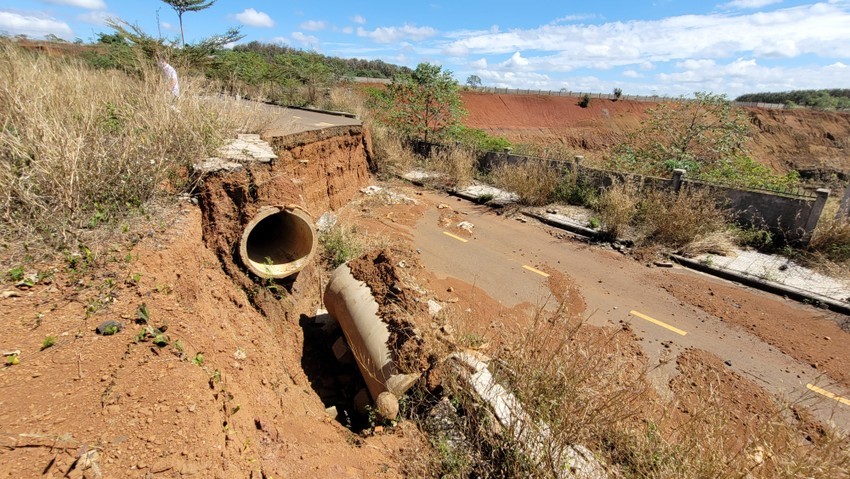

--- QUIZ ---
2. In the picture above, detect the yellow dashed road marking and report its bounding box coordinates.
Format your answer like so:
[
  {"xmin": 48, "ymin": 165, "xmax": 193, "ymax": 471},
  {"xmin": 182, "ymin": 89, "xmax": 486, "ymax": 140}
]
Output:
[
  {"xmin": 629, "ymin": 310, "xmax": 687, "ymax": 336},
  {"xmin": 522, "ymin": 265, "xmax": 550, "ymax": 277},
  {"xmin": 442, "ymin": 231, "xmax": 468, "ymax": 243},
  {"xmin": 807, "ymin": 384, "xmax": 850, "ymax": 407}
]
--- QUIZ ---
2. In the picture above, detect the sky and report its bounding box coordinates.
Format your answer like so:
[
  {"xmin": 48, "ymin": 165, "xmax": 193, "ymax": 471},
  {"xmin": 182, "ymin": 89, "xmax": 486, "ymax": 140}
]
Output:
[{"xmin": 2, "ymin": 0, "xmax": 849, "ymax": 98}]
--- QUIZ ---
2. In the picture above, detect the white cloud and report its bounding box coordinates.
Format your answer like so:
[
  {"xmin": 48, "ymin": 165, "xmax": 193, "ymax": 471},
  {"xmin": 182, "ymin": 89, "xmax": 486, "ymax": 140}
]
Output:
[
  {"xmin": 501, "ymin": 51, "xmax": 530, "ymax": 69},
  {"xmin": 77, "ymin": 10, "xmax": 112, "ymax": 26},
  {"xmin": 622, "ymin": 70, "xmax": 643, "ymax": 78},
  {"xmin": 340, "ymin": 26, "xmax": 353, "ymax": 34},
  {"xmin": 161, "ymin": 21, "xmax": 173, "ymax": 31},
  {"xmin": 654, "ymin": 58, "xmax": 850, "ymax": 97},
  {"xmin": 0, "ymin": 11, "xmax": 73, "ymax": 38},
  {"xmin": 441, "ymin": 3, "xmax": 850, "ymax": 72},
  {"xmin": 299, "ymin": 20, "xmax": 326, "ymax": 31},
  {"xmin": 351, "ymin": 14, "xmax": 366, "ymax": 24},
  {"xmin": 470, "ymin": 58, "xmax": 488, "ymax": 69},
  {"xmin": 42, "ymin": 0, "xmax": 106, "ymax": 9},
  {"xmin": 477, "ymin": 70, "xmax": 552, "ymax": 89},
  {"xmin": 718, "ymin": 0, "xmax": 783, "ymax": 10},
  {"xmin": 292, "ymin": 31, "xmax": 319, "ymax": 48},
  {"xmin": 235, "ymin": 8, "xmax": 274, "ymax": 28},
  {"xmin": 357, "ymin": 24, "xmax": 437, "ymax": 44}
]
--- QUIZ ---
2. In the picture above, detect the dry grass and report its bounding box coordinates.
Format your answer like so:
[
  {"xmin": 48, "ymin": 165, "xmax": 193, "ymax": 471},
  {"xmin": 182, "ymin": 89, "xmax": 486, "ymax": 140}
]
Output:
[
  {"xmin": 0, "ymin": 42, "xmax": 267, "ymax": 256},
  {"xmin": 487, "ymin": 161, "xmax": 562, "ymax": 206},
  {"xmin": 425, "ymin": 145, "xmax": 478, "ymax": 188},
  {"xmin": 595, "ymin": 182, "xmax": 733, "ymax": 253},
  {"xmin": 420, "ymin": 301, "xmax": 850, "ymax": 478},
  {"xmin": 365, "ymin": 121, "xmax": 417, "ymax": 177},
  {"xmin": 596, "ymin": 181, "xmax": 641, "ymax": 239},
  {"xmin": 807, "ymin": 215, "xmax": 850, "ymax": 268}
]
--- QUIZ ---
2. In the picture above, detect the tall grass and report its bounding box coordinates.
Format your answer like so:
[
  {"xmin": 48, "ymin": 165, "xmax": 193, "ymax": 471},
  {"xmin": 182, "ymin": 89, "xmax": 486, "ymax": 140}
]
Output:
[
  {"xmin": 0, "ymin": 42, "xmax": 264, "ymax": 251},
  {"xmin": 595, "ymin": 182, "xmax": 733, "ymax": 254},
  {"xmin": 422, "ymin": 302, "xmax": 850, "ymax": 477},
  {"xmin": 488, "ymin": 161, "xmax": 563, "ymax": 206}
]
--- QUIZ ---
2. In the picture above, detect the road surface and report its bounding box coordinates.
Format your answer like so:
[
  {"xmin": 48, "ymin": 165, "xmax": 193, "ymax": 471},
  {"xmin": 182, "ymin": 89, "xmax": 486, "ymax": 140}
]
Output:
[{"xmin": 409, "ymin": 190, "xmax": 850, "ymax": 430}]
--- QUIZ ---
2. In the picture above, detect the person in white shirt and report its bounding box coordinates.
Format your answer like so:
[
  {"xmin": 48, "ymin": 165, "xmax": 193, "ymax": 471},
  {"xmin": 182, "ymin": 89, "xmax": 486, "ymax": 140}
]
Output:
[{"xmin": 157, "ymin": 57, "xmax": 179, "ymax": 98}]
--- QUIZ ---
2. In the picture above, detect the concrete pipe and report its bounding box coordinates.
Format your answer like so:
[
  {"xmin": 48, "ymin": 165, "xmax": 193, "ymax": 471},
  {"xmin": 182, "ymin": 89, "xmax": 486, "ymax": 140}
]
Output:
[
  {"xmin": 324, "ymin": 264, "xmax": 420, "ymax": 419},
  {"xmin": 239, "ymin": 205, "xmax": 317, "ymax": 280}
]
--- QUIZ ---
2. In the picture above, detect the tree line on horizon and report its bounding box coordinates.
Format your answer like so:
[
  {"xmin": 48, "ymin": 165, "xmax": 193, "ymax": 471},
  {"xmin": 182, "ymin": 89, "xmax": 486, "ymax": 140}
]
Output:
[{"xmin": 736, "ymin": 89, "xmax": 850, "ymax": 110}]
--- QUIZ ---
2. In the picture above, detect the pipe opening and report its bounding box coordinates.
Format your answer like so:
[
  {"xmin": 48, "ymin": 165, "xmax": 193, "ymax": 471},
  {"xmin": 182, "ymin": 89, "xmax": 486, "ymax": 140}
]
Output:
[{"xmin": 239, "ymin": 206, "xmax": 317, "ymax": 279}]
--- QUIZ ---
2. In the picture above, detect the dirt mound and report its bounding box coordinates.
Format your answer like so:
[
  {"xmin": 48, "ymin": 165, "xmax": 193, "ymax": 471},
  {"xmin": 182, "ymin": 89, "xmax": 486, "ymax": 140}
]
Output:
[
  {"xmin": 461, "ymin": 92, "xmax": 645, "ymax": 151},
  {"xmin": 348, "ymin": 249, "xmax": 432, "ymax": 375},
  {"xmin": 461, "ymin": 91, "xmax": 850, "ymax": 179},
  {"xmin": 746, "ymin": 108, "xmax": 850, "ymax": 180},
  {"xmin": 0, "ymin": 206, "xmax": 410, "ymax": 478}
]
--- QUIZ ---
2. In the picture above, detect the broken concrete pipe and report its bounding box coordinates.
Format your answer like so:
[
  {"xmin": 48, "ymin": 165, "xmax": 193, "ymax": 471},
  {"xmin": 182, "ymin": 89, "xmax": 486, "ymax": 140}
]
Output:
[
  {"xmin": 323, "ymin": 264, "xmax": 420, "ymax": 420},
  {"xmin": 239, "ymin": 205, "xmax": 317, "ymax": 280}
]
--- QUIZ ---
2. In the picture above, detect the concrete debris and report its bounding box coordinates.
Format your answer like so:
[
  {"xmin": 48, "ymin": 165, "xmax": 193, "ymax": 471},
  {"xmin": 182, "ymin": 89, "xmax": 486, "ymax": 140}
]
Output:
[
  {"xmin": 317, "ymin": 212, "xmax": 338, "ymax": 234},
  {"xmin": 217, "ymin": 136, "xmax": 277, "ymax": 163},
  {"xmin": 449, "ymin": 352, "xmax": 607, "ymax": 479},
  {"xmin": 457, "ymin": 221, "xmax": 474, "ymax": 232},
  {"xmin": 428, "ymin": 299, "xmax": 444, "ymax": 317},
  {"xmin": 193, "ymin": 158, "xmax": 243, "ymax": 174},
  {"xmin": 193, "ymin": 135, "xmax": 277, "ymax": 174},
  {"xmin": 331, "ymin": 336, "xmax": 354, "ymax": 364},
  {"xmin": 360, "ymin": 185, "xmax": 418, "ymax": 205}
]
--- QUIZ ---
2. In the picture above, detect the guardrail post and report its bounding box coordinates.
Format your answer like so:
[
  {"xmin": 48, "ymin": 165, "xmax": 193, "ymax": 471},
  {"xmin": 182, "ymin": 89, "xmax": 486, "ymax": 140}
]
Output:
[
  {"xmin": 672, "ymin": 169, "xmax": 686, "ymax": 193},
  {"xmin": 803, "ymin": 188, "xmax": 831, "ymax": 242}
]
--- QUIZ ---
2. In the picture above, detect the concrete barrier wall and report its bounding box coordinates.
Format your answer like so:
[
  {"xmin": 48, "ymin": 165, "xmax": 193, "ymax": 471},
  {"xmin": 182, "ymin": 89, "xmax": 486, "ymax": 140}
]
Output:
[{"xmin": 418, "ymin": 142, "xmax": 828, "ymax": 243}]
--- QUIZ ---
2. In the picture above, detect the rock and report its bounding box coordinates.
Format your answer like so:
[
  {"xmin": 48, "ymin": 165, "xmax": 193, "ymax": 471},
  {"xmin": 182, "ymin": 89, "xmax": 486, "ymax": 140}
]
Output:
[
  {"xmin": 316, "ymin": 212, "xmax": 338, "ymax": 234},
  {"xmin": 457, "ymin": 221, "xmax": 474, "ymax": 232},
  {"xmin": 427, "ymin": 299, "xmax": 444, "ymax": 317},
  {"xmin": 325, "ymin": 406, "xmax": 338, "ymax": 418},
  {"xmin": 1, "ymin": 290, "xmax": 21, "ymax": 299},
  {"xmin": 331, "ymin": 337, "xmax": 354, "ymax": 364},
  {"xmin": 724, "ymin": 360, "xmax": 732, "ymax": 367},
  {"xmin": 654, "ymin": 261, "xmax": 673, "ymax": 268},
  {"xmin": 95, "ymin": 320, "xmax": 123, "ymax": 336},
  {"xmin": 438, "ymin": 203, "xmax": 449, "ymax": 209},
  {"xmin": 375, "ymin": 392, "xmax": 399, "ymax": 420}
]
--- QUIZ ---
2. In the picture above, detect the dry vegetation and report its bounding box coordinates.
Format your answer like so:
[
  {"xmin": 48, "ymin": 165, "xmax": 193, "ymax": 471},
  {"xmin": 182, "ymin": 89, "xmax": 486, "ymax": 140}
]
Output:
[
  {"xmin": 487, "ymin": 161, "xmax": 564, "ymax": 206},
  {"xmin": 417, "ymin": 303, "xmax": 850, "ymax": 478},
  {"xmin": 0, "ymin": 42, "xmax": 268, "ymax": 261}
]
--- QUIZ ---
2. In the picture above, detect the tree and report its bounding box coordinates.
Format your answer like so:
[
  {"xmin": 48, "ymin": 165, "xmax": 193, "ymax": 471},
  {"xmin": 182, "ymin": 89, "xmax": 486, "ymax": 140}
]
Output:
[
  {"xmin": 160, "ymin": 0, "xmax": 216, "ymax": 47},
  {"xmin": 611, "ymin": 92, "xmax": 752, "ymax": 177},
  {"xmin": 466, "ymin": 74, "xmax": 482, "ymax": 88},
  {"xmin": 613, "ymin": 87, "xmax": 623, "ymax": 100},
  {"xmin": 372, "ymin": 63, "xmax": 465, "ymax": 143}
]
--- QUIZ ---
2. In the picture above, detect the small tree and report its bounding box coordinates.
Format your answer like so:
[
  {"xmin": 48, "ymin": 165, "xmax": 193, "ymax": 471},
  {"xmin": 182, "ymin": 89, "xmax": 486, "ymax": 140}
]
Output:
[
  {"xmin": 579, "ymin": 93, "xmax": 591, "ymax": 108},
  {"xmin": 466, "ymin": 74, "xmax": 482, "ymax": 88},
  {"xmin": 160, "ymin": 0, "xmax": 216, "ymax": 47},
  {"xmin": 611, "ymin": 92, "xmax": 751, "ymax": 176},
  {"xmin": 371, "ymin": 63, "xmax": 465, "ymax": 143},
  {"xmin": 613, "ymin": 87, "xmax": 623, "ymax": 100}
]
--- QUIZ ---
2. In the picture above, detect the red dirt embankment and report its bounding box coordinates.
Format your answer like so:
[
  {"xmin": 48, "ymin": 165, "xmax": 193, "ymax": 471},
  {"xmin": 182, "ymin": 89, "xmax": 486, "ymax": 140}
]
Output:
[{"xmin": 460, "ymin": 91, "xmax": 850, "ymax": 179}]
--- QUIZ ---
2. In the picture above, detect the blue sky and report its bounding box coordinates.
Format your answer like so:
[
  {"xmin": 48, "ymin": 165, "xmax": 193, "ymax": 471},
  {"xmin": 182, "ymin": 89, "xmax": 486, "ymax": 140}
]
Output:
[{"xmin": 2, "ymin": 0, "xmax": 849, "ymax": 97}]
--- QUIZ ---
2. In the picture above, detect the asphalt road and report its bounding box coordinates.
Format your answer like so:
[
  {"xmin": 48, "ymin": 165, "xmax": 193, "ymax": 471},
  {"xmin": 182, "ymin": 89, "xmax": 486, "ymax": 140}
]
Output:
[{"xmin": 410, "ymin": 190, "xmax": 850, "ymax": 431}]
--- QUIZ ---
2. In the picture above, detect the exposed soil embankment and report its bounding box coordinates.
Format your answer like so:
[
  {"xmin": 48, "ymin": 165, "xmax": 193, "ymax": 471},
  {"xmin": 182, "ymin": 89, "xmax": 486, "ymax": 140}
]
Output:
[
  {"xmin": 747, "ymin": 108, "xmax": 850, "ymax": 181},
  {"xmin": 461, "ymin": 91, "xmax": 850, "ymax": 179},
  {"xmin": 199, "ymin": 125, "xmax": 372, "ymax": 292}
]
